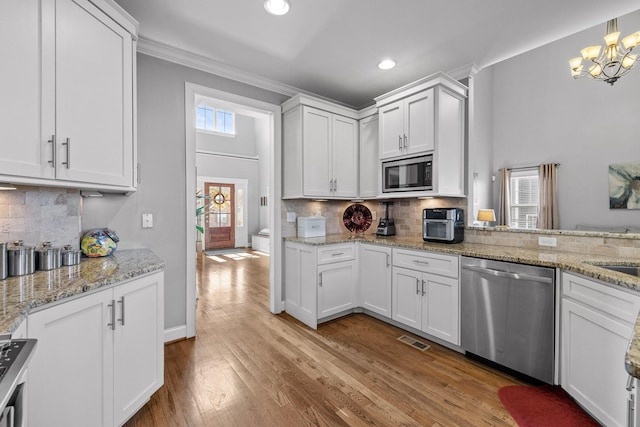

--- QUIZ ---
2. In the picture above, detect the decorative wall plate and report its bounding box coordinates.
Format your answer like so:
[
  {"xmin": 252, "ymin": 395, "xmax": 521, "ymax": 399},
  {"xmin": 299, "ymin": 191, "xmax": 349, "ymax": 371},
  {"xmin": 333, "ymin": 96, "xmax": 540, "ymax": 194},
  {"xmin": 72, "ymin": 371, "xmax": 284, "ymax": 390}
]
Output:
[{"xmin": 343, "ymin": 204, "xmax": 373, "ymax": 234}]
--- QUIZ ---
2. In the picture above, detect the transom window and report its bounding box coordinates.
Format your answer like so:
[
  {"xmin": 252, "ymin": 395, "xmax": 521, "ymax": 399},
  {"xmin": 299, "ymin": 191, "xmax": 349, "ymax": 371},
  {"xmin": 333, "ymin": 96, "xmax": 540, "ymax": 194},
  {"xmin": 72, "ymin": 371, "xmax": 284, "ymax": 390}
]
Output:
[
  {"xmin": 196, "ymin": 105, "xmax": 235, "ymax": 136},
  {"xmin": 510, "ymin": 169, "xmax": 539, "ymax": 229}
]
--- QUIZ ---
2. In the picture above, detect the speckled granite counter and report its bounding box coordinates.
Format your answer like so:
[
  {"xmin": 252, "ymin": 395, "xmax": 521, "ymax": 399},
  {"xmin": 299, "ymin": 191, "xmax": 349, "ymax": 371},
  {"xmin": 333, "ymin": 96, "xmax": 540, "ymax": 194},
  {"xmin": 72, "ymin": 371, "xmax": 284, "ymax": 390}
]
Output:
[
  {"xmin": 286, "ymin": 234, "xmax": 640, "ymax": 377},
  {"xmin": 0, "ymin": 249, "xmax": 164, "ymax": 335}
]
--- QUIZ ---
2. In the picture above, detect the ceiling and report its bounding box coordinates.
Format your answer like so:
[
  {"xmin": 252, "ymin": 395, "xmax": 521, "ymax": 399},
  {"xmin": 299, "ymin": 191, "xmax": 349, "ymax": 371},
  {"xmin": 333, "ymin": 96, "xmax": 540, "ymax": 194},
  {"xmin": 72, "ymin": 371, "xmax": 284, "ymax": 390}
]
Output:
[{"xmin": 113, "ymin": 0, "xmax": 640, "ymax": 109}]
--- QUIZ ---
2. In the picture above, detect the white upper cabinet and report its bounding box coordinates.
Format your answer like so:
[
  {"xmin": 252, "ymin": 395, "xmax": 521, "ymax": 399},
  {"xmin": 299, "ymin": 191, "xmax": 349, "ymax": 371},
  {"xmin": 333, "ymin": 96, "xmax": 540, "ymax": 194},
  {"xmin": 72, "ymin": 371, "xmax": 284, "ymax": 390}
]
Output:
[
  {"xmin": 0, "ymin": 0, "xmax": 137, "ymax": 191},
  {"xmin": 0, "ymin": 0, "xmax": 55, "ymax": 179},
  {"xmin": 379, "ymin": 89, "xmax": 434, "ymax": 159},
  {"xmin": 283, "ymin": 95, "xmax": 358, "ymax": 199},
  {"xmin": 375, "ymin": 72, "xmax": 467, "ymax": 197},
  {"xmin": 358, "ymin": 112, "xmax": 379, "ymax": 199},
  {"xmin": 55, "ymin": 0, "xmax": 134, "ymax": 187}
]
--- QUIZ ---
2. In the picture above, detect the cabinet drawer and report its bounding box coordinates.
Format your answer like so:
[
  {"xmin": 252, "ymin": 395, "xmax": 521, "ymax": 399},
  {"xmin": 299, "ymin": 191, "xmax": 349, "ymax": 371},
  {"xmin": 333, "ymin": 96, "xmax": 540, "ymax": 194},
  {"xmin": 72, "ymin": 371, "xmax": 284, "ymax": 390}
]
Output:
[
  {"xmin": 562, "ymin": 271, "xmax": 640, "ymax": 324},
  {"xmin": 317, "ymin": 243, "xmax": 355, "ymax": 265},
  {"xmin": 393, "ymin": 248, "xmax": 459, "ymax": 278}
]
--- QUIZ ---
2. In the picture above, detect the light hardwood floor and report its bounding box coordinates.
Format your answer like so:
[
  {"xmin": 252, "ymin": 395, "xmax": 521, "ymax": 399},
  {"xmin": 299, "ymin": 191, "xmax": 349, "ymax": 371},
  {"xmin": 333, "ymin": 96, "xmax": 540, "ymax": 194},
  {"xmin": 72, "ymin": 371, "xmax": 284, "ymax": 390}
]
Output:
[{"xmin": 125, "ymin": 249, "xmax": 523, "ymax": 426}]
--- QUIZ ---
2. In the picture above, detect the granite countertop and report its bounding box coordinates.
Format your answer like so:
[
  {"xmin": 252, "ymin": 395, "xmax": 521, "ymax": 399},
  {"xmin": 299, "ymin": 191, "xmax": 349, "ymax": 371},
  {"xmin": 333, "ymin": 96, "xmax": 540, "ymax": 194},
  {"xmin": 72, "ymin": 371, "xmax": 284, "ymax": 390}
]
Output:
[
  {"xmin": 0, "ymin": 249, "xmax": 164, "ymax": 335},
  {"xmin": 286, "ymin": 233, "xmax": 640, "ymax": 378}
]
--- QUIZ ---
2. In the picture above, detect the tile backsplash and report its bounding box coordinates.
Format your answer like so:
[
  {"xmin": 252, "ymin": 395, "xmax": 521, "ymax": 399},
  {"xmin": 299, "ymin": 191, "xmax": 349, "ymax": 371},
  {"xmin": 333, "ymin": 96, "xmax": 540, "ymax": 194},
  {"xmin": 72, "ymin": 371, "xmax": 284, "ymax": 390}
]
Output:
[
  {"xmin": 281, "ymin": 198, "xmax": 467, "ymax": 237},
  {"xmin": 0, "ymin": 186, "xmax": 81, "ymax": 248}
]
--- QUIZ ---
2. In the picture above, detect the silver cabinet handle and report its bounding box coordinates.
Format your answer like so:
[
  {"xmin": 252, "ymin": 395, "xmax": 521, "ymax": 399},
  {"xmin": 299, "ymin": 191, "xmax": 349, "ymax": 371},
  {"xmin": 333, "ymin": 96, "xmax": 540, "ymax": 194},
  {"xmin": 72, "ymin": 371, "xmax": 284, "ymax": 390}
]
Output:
[
  {"xmin": 413, "ymin": 259, "xmax": 430, "ymax": 265},
  {"xmin": 398, "ymin": 135, "xmax": 402, "ymax": 150},
  {"xmin": 386, "ymin": 253, "xmax": 390, "ymax": 267},
  {"xmin": 403, "ymin": 134, "xmax": 407, "ymax": 150},
  {"xmin": 422, "ymin": 279, "xmax": 426, "ymax": 296},
  {"xmin": 331, "ymin": 252, "xmax": 345, "ymax": 256},
  {"xmin": 627, "ymin": 374, "xmax": 635, "ymax": 392},
  {"xmin": 47, "ymin": 134, "xmax": 56, "ymax": 167},
  {"xmin": 62, "ymin": 138, "xmax": 70, "ymax": 169},
  {"xmin": 334, "ymin": 179, "xmax": 337, "ymax": 192},
  {"xmin": 319, "ymin": 273, "xmax": 323, "ymax": 287},
  {"xmin": 117, "ymin": 296, "xmax": 126, "ymax": 326},
  {"xmin": 416, "ymin": 278, "xmax": 420, "ymax": 295},
  {"xmin": 107, "ymin": 299, "xmax": 116, "ymax": 331}
]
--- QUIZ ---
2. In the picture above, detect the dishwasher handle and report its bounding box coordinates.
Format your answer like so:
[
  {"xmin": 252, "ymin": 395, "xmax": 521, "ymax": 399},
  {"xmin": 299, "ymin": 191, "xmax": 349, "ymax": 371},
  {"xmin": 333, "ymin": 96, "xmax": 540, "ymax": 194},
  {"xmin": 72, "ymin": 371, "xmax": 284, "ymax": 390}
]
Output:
[{"xmin": 462, "ymin": 264, "xmax": 553, "ymax": 284}]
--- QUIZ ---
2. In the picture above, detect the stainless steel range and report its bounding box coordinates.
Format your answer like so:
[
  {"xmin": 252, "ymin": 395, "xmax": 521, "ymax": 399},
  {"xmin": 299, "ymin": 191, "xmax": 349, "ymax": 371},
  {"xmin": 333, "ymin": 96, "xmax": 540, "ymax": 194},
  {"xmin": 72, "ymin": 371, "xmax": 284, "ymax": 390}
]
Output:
[{"xmin": 0, "ymin": 336, "xmax": 36, "ymax": 427}]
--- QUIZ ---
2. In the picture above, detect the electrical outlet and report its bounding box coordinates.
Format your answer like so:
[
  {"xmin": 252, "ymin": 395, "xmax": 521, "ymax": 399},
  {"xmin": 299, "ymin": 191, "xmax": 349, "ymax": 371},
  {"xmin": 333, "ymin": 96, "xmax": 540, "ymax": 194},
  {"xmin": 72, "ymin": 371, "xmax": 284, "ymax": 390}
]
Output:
[
  {"xmin": 142, "ymin": 213, "xmax": 153, "ymax": 228},
  {"xmin": 372, "ymin": 211, "xmax": 377, "ymax": 220},
  {"xmin": 538, "ymin": 236, "xmax": 557, "ymax": 247},
  {"xmin": 286, "ymin": 212, "xmax": 296, "ymax": 223}
]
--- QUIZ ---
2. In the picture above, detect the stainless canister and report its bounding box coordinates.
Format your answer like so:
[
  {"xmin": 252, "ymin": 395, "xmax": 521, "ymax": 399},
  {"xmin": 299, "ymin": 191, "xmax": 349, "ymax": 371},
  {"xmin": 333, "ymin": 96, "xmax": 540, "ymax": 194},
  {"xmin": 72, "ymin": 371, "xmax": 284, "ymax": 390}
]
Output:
[
  {"xmin": 8, "ymin": 240, "xmax": 35, "ymax": 276},
  {"xmin": 36, "ymin": 242, "xmax": 62, "ymax": 271},
  {"xmin": 61, "ymin": 245, "xmax": 82, "ymax": 266},
  {"xmin": 0, "ymin": 242, "xmax": 6, "ymax": 280}
]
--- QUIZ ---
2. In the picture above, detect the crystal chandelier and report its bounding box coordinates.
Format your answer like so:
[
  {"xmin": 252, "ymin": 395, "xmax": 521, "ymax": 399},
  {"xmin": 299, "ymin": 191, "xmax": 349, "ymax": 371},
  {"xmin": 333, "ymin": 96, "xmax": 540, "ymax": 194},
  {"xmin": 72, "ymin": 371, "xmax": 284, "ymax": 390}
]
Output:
[{"xmin": 569, "ymin": 18, "xmax": 640, "ymax": 85}]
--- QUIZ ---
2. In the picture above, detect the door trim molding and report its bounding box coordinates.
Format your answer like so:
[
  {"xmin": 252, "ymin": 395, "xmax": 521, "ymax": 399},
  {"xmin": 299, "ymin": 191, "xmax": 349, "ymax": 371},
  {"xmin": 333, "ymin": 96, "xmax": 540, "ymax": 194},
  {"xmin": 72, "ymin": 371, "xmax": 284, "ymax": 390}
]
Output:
[{"xmin": 185, "ymin": 82, "xmax": 283, "ymax": 338}]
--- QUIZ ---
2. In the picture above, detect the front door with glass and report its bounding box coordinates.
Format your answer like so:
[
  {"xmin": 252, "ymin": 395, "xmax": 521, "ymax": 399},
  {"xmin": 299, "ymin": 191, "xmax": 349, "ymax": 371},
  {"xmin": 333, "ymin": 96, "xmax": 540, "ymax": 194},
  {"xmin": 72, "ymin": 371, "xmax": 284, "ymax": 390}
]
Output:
[{"xmin": 204, "ymin": 182, "xmax": 235, "ymax": 250}]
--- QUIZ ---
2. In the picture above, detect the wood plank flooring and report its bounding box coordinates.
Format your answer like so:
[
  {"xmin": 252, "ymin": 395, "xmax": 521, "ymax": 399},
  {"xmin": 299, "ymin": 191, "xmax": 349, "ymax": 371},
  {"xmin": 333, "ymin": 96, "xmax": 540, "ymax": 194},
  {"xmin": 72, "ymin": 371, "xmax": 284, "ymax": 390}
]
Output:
[{"xmin": 124, "ymin": 249, "xmax": 524, "ymax": 426}]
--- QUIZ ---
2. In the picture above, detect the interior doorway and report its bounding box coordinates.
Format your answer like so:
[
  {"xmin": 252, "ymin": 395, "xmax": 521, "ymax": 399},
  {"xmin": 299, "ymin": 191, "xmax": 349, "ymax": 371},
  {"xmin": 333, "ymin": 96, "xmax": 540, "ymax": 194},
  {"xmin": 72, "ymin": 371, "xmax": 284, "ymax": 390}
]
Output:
[
  {"xmin": 204, "ymin": 182, "xmax": 235, "ymax": 250},
  {"xmin": 185, "ymin": 82, "xmax": 283, "ymax": 339}
]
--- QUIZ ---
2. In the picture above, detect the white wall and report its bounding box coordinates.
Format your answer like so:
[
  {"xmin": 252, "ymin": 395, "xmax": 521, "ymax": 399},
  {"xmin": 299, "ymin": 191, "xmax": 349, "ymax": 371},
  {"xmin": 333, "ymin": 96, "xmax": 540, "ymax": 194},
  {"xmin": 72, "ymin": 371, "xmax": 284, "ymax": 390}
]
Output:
[
  {"xmin": 82, "ymin": 54, "xmax": 288, "ymax": 331},
  {"xmin": 486, "ymin": 10, "xmax": 640, "ymax": 229}
]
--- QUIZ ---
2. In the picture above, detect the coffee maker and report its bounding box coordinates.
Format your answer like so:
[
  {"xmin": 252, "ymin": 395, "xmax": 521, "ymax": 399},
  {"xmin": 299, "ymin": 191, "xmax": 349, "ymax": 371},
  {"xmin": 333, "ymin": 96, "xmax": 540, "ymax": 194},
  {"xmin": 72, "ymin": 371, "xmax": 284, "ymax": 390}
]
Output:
[{"xmin": 376, "ymin": 202, "xmax": 396, "ymax": 236}]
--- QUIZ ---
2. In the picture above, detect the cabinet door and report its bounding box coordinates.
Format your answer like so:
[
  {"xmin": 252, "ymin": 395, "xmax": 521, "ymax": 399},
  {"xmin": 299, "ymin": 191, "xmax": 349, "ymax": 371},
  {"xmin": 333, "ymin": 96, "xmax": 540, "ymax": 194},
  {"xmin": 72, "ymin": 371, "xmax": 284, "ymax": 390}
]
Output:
[
  {"xmin": 392, "ymin": 267, "xmax": 422, "ymax": 329},
  {"xmin": 28, "ymin": 290, "xmax": 114, "ymax": 427},
  {"xmin": 378, "ymin": 100, "xmax": 404, "ymax": 159},
  {"xmin": 360, "ymin": 245, "xmax": 392, "ymax": 318},
  {"xmin": 284, "ymin": 243, "xmax": 318, "ymax": 329},
  {"xmin": 561, "ymin": 298, "xmax": 632, "ymax": 427},
  {"xmin": 359, "ymin": 114, "xmax": 379, "ymax": 198},
  {"xmin": 55, "ymin": 0, "xmax": 133, "ymax": 187},
  {"xmin": 302, "ymin": 107, "xmax": 331, "ymax": 197},
  {"xmin": 421, "ymin": 274, "xmax": 459, "ymax": 345},
  {"xmin": 331, "ymin": 115, "xmax": 358, "ymax": 198},
  {"xmin": 318, "ymin": 261, "xmax": 356, "ymax": 319},
  {"xmin": 404, "ymin": 89, "xmax": 435, "ymax": 155},
  {"xmin": 0, "ymin": 0, "xmax": 55, "ymax": 179},
  {"xmin": 113, "ymin": 273, "xmax": 164, "ymax": 426}
]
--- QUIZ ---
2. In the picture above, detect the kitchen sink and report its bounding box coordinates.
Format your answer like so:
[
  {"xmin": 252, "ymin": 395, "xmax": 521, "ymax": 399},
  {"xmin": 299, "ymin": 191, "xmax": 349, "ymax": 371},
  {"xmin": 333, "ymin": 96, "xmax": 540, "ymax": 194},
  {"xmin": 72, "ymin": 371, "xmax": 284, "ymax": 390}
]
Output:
[{"xmin": 596, "ymin": 265, "xmax": 640, "ymax": 277}]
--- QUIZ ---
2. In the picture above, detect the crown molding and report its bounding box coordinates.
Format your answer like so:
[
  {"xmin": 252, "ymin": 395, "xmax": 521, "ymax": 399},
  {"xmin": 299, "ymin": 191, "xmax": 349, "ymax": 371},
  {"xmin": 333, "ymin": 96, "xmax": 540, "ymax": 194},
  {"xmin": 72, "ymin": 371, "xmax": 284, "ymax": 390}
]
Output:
[
  {"xmin": 447, "ymin": 63, "xmax": 481, "ymax": 81},
  {"xmin": 137, "ymin": 37, "xmax": 356, "ymax": 107}
]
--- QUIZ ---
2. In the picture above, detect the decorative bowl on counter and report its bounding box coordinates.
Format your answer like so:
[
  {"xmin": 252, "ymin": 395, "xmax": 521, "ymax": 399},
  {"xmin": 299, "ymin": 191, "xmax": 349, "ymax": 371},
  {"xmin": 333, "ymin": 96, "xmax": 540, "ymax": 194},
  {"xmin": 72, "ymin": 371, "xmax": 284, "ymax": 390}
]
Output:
[{"xmin": 81, "ymin": 228, "xmax": 119, "ymax": 257}]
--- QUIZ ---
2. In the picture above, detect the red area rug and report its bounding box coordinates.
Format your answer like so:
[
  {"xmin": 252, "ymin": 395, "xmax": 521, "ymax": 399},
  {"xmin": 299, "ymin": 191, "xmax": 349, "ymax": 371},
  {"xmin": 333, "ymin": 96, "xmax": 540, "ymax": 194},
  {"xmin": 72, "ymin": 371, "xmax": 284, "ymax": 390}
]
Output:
[{"xmin": 498, "ymin": 385, "xmax": 599, "ymax": 426}]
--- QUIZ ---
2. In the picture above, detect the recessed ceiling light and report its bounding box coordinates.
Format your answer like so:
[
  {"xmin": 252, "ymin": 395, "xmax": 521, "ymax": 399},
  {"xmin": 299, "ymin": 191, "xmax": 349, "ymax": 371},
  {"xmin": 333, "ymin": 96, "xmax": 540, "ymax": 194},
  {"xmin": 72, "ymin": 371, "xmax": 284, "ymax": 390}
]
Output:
[
  {"xmin": 264, "ymin": 0, "xmax": 290, "ymax": 15},
  {"xmin": 378, "ymin": 59, "xmax": 396, "ymax": 70}
]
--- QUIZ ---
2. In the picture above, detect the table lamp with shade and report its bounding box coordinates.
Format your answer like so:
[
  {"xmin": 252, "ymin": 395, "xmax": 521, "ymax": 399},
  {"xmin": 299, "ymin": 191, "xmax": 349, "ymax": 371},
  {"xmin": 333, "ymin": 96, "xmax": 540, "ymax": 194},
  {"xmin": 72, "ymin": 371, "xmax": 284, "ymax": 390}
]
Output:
[{"xmin": 477, "ymin": 209, "xmax": 496, "ymax": 227}]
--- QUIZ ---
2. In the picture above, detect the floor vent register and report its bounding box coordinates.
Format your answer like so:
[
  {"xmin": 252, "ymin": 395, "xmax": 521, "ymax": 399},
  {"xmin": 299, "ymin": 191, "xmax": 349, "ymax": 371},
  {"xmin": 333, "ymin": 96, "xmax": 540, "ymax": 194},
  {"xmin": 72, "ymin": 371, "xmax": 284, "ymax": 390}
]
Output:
[{"xmin": 396, "ymin": 335, "xmax": 431, "ymax": 352}]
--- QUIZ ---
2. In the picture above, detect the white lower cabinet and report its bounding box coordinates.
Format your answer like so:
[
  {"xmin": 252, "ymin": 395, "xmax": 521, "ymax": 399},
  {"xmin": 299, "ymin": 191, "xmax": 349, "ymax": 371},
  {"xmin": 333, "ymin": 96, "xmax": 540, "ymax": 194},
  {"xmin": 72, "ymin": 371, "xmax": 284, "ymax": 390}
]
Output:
[
  {"xmin": 561, "ymin": 271, "xmax": 640, "ymax": 427},
  {"xmin": 391, "ymin": 249, "xmax": 460, "ymax": 345},
  {"xmin": 359, "ymin": 244, "xmax": 392, "ymax": 318},
  {"xmin": 318, "ymin": 261, "xmax": 356, "ymax": 319},
  {"xmin": 284, "ymin": 242, "xmax": 318, "ymax": 329},
  {"xmin": 28, "ymin": 272, "xmax": 164, "ymax": 427}
]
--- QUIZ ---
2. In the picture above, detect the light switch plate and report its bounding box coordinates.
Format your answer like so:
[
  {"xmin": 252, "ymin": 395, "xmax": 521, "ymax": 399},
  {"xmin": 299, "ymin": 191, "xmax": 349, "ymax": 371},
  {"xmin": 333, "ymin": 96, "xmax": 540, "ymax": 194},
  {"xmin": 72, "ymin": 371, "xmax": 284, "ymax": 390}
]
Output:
[{"xmin": 142, "ymin": 213, "xmax": 153, "ymax": 228}]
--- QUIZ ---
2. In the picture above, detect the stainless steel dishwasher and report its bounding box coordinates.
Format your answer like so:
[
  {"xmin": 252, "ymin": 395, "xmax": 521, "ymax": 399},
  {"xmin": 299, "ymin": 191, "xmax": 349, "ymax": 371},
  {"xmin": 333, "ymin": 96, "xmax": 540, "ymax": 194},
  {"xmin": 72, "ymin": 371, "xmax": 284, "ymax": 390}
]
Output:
[{"xmin": 461, "ymin": 256, "xmax": 555, "ymax": 383}]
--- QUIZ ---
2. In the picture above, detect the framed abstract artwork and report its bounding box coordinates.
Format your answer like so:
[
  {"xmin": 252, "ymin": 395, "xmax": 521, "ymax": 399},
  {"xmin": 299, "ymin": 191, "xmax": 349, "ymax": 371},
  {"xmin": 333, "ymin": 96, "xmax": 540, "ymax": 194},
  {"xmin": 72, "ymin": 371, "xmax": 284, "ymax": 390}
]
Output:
[{"xmin": 609, "ymin": 161, "xmax": 640, "ymax": 209}]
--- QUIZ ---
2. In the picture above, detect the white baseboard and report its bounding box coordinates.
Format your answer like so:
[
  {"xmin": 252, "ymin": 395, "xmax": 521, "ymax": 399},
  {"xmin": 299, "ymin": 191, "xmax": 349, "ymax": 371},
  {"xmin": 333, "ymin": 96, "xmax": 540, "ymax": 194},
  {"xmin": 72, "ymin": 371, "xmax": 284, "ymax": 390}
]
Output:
[{"xmin": 164, "ymin": 325, "xmax": 187, "ymax": 343}]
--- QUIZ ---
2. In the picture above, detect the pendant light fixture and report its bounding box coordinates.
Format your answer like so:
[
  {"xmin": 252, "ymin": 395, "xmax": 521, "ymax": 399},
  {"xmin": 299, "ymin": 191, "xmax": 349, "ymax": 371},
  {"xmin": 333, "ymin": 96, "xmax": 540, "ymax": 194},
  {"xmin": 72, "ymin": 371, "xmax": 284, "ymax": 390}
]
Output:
[
  {"xmin": 569, "ymin": 18, "xmax": 640, "ymax": 85},
  {"xmin": 264, "ymin": 0, "xmax": 290, "ymax": 16}
]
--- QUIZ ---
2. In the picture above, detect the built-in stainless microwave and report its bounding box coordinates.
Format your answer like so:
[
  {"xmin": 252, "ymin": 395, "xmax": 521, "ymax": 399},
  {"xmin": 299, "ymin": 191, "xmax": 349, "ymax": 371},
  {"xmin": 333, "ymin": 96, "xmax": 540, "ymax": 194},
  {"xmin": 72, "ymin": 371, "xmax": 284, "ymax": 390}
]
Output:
[{"xmin": 382, "ymin": 155, "xmax": 433, "ymax": 193}]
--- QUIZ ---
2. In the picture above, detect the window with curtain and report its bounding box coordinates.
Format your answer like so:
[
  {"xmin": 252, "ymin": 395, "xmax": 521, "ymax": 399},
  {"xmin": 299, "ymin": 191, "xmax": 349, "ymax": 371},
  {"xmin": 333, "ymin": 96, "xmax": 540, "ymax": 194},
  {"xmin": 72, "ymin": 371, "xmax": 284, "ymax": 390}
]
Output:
[{"xmin": 509, "ymin": 169, "xmax": 539, "ymax": 229}]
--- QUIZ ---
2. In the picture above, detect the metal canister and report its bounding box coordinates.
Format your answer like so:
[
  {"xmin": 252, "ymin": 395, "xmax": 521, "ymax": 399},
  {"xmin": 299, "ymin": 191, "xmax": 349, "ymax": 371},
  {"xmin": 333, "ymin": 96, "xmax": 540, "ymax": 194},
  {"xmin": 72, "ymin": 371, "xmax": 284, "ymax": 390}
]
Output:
[
  {"xmin": 8, "ymin": 240, "xmax": 35, "ymax": 276},
  {"xmin": 36, "ymin": 242, "xmax": 62, "ymax": 271},
  {"xmin": 0, "ymin": 242, "xmax": 7, "ymax": 280},
  {"xmin": 61, "ymin": 245, "xmax": 82, "ymax": 266}
]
